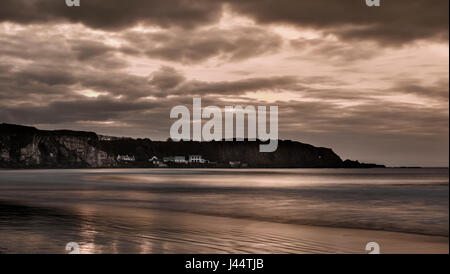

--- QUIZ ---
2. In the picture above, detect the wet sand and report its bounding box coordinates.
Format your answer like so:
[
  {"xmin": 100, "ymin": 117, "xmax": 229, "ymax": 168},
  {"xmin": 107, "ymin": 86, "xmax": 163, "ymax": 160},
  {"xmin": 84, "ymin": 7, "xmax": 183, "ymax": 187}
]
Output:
[
  {"xmin": 0, "ymin": 168, "xmax": 448, "ymax": 254},
  {"xmin": 0, "ymin": 203, "xmax": 448, "ymax": 254}
]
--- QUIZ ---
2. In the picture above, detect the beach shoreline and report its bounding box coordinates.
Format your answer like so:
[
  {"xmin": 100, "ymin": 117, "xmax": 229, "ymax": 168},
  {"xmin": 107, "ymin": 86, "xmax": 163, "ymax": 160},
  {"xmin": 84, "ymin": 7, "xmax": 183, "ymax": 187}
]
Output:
[
  {"xmin": 0, "ymin": 168, "xmax": 448, "ymax": 254},
  {"xmin": 0, "ymin": 201, "xmax": 448, "ymax": 254}
]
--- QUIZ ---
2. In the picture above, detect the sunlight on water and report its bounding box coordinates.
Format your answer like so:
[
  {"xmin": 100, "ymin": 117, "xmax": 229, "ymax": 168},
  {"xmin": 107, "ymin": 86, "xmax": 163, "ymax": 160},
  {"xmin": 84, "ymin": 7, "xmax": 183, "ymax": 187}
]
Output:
[{"xmin": 0, "ymin": 168, "xmax": 448, "ymax": 253}]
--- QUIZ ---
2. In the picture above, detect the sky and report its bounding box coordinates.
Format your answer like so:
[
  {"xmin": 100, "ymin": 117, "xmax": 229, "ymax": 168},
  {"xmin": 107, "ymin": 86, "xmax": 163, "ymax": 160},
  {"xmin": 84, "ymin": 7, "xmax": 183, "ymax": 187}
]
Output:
[{"xmin": 0, "ymin": 0, "xmax": 448, "ymax": 167}]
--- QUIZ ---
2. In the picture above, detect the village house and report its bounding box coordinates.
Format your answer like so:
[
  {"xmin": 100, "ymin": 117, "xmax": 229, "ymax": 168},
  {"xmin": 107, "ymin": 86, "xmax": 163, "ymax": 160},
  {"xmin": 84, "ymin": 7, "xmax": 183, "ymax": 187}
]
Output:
[
  {"xmin": 163, "ymin": 156, "xmax": 174, "ymax": 163},
  {"xmin": 149, "ymin": 156, "xmax": 167, "ymax": 167},
  {"xmin": 188, "ymin": 155, "xmax": 208, "ymax": 164},
  {"xmin": 162, "ymin": 155, "xmax": 209, "ymax": 165},
  {"xmin": 174, "ymin": 156, "xmax": 188, "ymax": 164},
  {"xmin": 117, "ymin": 155, "xmax": 135, "ymax": 162},
  {"xmin": 163, "ymin": 156, "xmax": 188, "ymax": 164},
  {"xmin": 98, "ymin": 135, "xmax": 112, "ymax": 141},
  {"xmin": 149, "ymin": 156, "xmax": 159, "ymax": 164}
]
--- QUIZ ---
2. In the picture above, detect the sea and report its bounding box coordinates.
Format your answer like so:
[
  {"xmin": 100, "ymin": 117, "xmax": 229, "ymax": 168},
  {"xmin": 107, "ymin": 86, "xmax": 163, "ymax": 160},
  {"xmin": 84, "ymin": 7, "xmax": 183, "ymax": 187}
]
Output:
[{"xmin": 0, "ymin": 168, "xmax": 448, "ymax": 253}]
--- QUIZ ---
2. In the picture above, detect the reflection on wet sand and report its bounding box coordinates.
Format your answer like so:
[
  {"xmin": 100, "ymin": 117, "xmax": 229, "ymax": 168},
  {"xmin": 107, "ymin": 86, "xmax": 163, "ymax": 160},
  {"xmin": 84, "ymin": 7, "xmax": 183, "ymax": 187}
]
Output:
[
  {"xmin": 0, "ymin": 168, "xmax": 448, "ymax": 253},
  {"xmin": 0, "ymin": 201, "xmax": 448, "ymax": 254}
]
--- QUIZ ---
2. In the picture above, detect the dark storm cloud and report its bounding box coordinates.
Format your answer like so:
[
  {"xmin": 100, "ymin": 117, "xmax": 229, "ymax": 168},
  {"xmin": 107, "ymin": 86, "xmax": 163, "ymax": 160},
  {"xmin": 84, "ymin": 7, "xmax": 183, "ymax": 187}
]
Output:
[
  {"xmin": 391, "ymin": 79, "xmax": 450, "ymax": 101},
  {"xmin": 0, "ymin": 27, "xmax": 130, "ymax": 70},
  {"xmin": 174, "ymin": 76, "xmax": 299, "ymax": 96},
  {"xmin": 148, "ymin": 66, "xmax": 186, "ymax": 90},
  {"xmin": 0, "ymin": 0, "xmax": 447, "ymax": 45},
  {"xmin": 0, "ymin": 23, "xmax": 282, "ymax": 68},
  {"xmin": 148, "ymin": 66, "xmax": 299, "ymax": 97},
  {"xmin": 11, "ymin": 64, "xmax": 78, "ymax": 87},
  {"xmin": 0, "ymin": 63, "xmax": 77, "ymax": 103},
  {"xmin": 227, "ymin": 0, "xmax": 449, "ymax": 45},
  {"xmin": 290, "ymin": 38, "xmax": 380, "ymax": 63},
  {"xmin": 0, "ymin": 93, "xmax": 229, "ymax": 135},
  {"xmin": 122, "ymin": 26, "xmax": 283, "ymax": 64},
  {"xmin": 0, "ymin": 0, "xmax": 222, "ymax": 30},
  {"xmin": 70, "ymin": 39, "xmax": 115, "ymax": 60},
  {"xmin": 0, "ymin": 46, "xmax": 299, "ymax": 102},
  {"xmin": 0, "ymin": 28, "xmax": 70, "ymax": 62},
  {"xmin": 4, "ymin": 60, "xmax": 446, "ymax": 134},
  {"xmin": 0, "ymin": 97, "xmax": 161, "ymax": 124},
  {"xmin": 285, "ymin": 78, "xmax": 450, "ymax": 103},
  {"xmin": 278, "ymin": 98, "xmax": 449, "ymax": 138}
]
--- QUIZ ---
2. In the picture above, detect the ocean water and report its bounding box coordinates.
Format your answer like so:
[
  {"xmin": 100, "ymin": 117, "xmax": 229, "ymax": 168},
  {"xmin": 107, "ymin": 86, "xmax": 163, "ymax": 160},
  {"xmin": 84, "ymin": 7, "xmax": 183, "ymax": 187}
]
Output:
[{"xmin": 0, "ymin": 168, "xmax": 448, "ymax": 253}]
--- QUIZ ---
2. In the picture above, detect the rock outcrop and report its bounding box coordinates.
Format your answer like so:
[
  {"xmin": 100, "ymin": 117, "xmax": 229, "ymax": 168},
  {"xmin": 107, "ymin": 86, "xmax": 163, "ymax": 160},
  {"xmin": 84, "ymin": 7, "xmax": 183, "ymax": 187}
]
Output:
[{"xmin": 0, "ymin": 123, "xmax": 116, "ymax": 168}]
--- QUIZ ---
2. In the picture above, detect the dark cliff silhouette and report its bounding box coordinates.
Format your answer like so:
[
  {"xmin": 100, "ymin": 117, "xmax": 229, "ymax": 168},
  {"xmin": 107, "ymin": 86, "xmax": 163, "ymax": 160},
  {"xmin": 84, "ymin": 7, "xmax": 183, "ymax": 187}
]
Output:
[{"xmin": 0, "ymin": 123, "xmax": 385, "ymax": 168}]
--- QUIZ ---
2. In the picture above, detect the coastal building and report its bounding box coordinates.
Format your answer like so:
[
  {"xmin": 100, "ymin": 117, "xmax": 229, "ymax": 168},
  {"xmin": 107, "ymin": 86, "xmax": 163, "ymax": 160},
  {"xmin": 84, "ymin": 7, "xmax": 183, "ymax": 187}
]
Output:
[
  {"xmin": 161, "ymin": 155, "xmax": 211, "ymax": 165},
  {"xmin": 149, "ymin": 156, "xmax": 159, "ymax": 164},
  {"xmin": 163, "ymin": 156, "xmax": 174, "ymax": 163},
  {"xmin": 98, "ymin": 135, "xmax": 121, "ymax": 141},
  {"xmin": 188, "ymin": 155, "xmax": 207, "ymax": 164},
  {"xmin": 148, "ymin": 156, "xmax": 168, "ymax": 167},
  {"xmin": 174, "ymin": 156, "xmax": 188, "ymax": 164},
  {"xmin": 99, "ymin": 135, "xmax": 112, "ymax": 141},
  {"xmin": 117, "ymin": 155, "xmax": 135, "ymax": 162},
  {"xmin": 163, "ymin": 156, "xmax": 188, "ymax": 164}
]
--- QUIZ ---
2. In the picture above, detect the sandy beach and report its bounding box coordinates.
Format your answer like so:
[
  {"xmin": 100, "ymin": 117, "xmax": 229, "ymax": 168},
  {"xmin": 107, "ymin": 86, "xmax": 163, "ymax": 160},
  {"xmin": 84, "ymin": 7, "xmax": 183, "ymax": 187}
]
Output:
[
  {"xmin": 0, "ymin": 204, "xmax": 448, "ymax": 254},
  {"xmin": 0, "ymin": 168, "xmax": 448, "ymax": 254}
]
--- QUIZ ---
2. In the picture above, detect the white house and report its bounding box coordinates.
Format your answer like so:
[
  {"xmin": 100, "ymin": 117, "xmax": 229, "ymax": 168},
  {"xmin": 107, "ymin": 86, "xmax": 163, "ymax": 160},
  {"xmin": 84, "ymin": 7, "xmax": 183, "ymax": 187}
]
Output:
[
  {"xmin": 163, "ymin": 156, "xmax": 174, "ymax": 163},
  {"xmin": 149, "ymin": 156, "xmax": 159, "ymax": 164},
  {"xmin": 189, "ymin": 155, "xmax": 206, "ymax": 164},
  {"xmin": 174, "ymin": 156, "xmax": 188, "ymax": 164},
  {"xmin": 117, "ymin": 155, "xmax": 135, "ymax": 162}
]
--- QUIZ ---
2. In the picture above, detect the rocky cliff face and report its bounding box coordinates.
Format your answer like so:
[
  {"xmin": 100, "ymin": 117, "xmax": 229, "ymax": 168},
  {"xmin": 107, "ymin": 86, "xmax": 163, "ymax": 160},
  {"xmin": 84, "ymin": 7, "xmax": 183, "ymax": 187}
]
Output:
[
  {"xmin": 0, "ymin": 124, "xmax": 116, "ymax": 168},
  {"xmin": 0, "ymin": 123, "xmax": 384, "ymax": 168}
]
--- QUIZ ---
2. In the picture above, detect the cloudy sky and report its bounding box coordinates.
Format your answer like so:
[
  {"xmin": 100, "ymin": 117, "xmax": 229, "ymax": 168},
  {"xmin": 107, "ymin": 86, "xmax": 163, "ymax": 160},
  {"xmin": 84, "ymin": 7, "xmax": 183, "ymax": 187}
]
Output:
[{"xmin": 0, "ymin": 0, "xmax": 448, "ymax": 166}]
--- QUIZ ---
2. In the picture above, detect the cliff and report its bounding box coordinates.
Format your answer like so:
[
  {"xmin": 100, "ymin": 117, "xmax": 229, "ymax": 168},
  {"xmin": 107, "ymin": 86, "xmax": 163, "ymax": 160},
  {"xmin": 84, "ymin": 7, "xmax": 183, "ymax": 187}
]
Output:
[
  {"xmin": 0, "ymin": 123, "xmax": 116, "ymax": 168},
  {"xmin": 0, "ymin": 123, "xmax": 384, "ymax": 168}
]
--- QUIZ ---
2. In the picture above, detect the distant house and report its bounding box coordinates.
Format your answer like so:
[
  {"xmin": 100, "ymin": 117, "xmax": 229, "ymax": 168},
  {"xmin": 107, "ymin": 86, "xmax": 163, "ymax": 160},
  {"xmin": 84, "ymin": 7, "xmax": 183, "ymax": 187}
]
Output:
[
  {"xmin": 149, "ymin": 156, "xmax": 159, "ymax": 164},
  {"xmin": 148, "ymin": 156, "xmax": 167, "ymax": 167},
  {"xmin": 163, "ymin": 156, "xmax": 174, "ymax": 163},
  {"xmin": 189, "ymin": 155, "xmax": 207, "ymax": 164},
  {"xmin": 163, "ymin": 156, "xmax": 188, "ymax": 163},
  {"xmin": 174, "ymin": 156, "xmax": 188, "ymax": 164},
  {"xmin": 229, "ymin": 161, "xmax": 241, "ymax": 168},
  {"xmin": 98, "ymin": 135, "xmax": 116, "ymax": 141},
  {"xmin": 149, "ymin": 156, "xmax": 160, "ymax": 164},
  {"xmin": 117, "ymin": 155, "xmax": 135, "ymax": 162}
]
